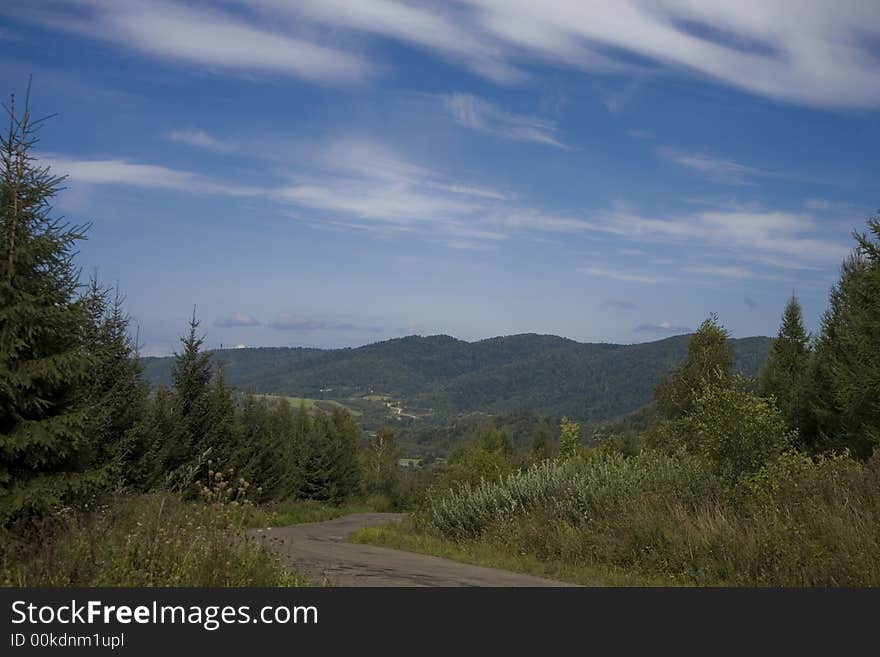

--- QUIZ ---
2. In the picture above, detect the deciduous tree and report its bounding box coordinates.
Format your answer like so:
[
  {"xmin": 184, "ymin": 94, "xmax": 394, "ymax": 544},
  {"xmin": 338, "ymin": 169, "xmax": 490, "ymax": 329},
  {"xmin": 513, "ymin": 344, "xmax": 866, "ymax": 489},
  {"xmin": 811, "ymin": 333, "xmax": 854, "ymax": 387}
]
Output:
[{"xmin": 655, "ymin": 314, "xmax": 733, "ymax": 419}]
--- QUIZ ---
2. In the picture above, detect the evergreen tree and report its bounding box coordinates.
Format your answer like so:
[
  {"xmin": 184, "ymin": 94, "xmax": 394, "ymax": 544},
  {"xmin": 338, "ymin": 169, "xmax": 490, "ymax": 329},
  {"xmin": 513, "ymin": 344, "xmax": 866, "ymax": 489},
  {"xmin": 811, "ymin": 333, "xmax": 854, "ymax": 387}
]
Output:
[
  {"xmin": 298, "ymin": 410, "xmax": 338, "ymax": 501},
  {"xmin": 655, "ymin": 314, "xmax": 733, "ymax": 419},
  {"xmin": 135, "ymin": 386, "xmax": 180, "ymax": 490},
  {"xmin": 81, "ymin": 278, "xmax": 149, "ymax": 487},
  {"xmin": 531, "ymin": 422, "xmax": 553, "ymax": 461},
  {"xmin": 200, "ymin": 361, "xmax": 236, "ymax": 465},
  {"xmin": 234, "ymin": 396, "xmax": 281, "ymax": 502},
  {"xmin": 292, "ymin": 401, "xmax": 311, "ymax": 442},
  {"xmin": 171, "ymin": 309, "xmax": 212, "ymax": 419},
  {"xmin": 801, "ymin": 255, "xmax": 860, "ymax": 452},
  {"xmin": 808, "ymin": 218, "xmax": 880, "ymax": 457},
  {"xmin": 269, "ymin": 396, "xmax": 302, "ymax": 499},
  {"xmin": 472, "ymin": 422, "xmax": 514, "ymax": 457},
  {"xmin": 0, "ymin": 91, "xmax": 100, "ymax": 524},
  {"xmin": 295, "ymin": 406, "xmax": 362, "ymax": 502},
  {"xmin": 233, "ymin": 395, "xmax": 302, "ymax": 502},
  {"xmin": 163, "ymin": 310, "xmax": 213, "ymax": 482},
  {"xmin": 328, "ymin": 407, "xmax": 361, "ymax": 500},
  {"xmin": 758, "ymin": 295, "xmax": 810, "ymax": 436}
]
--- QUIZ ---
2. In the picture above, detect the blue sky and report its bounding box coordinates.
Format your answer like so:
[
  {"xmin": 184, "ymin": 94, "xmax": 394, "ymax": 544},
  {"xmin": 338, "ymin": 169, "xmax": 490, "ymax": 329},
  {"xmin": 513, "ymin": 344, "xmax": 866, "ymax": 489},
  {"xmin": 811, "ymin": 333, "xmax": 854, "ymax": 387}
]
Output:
[{"xmin": 2, "ymin": 1, "xmax": 879, "ymax": 355}]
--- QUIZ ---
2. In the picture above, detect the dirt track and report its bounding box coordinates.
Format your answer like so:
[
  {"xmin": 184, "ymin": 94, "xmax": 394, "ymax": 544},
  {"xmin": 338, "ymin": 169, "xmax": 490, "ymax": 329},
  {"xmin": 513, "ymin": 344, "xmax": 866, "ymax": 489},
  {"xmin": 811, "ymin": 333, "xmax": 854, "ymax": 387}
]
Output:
[{"xmin": 251, "ymin": 513, "xmax": 576, "ymax": 587}]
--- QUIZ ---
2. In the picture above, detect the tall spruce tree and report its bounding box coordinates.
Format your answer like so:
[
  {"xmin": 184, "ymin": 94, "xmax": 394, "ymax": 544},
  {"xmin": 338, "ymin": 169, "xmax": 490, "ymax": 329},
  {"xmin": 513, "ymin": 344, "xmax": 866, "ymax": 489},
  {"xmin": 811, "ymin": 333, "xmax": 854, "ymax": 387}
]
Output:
[
  {"xmin": 759, "ymin": 294, "xmax": 810, "ymax": 436},
  {"xmin": 139, "ymin": 385, "xmax": 180, "ymax": 489},
  {"xmin": 531, "ymin": 422, "xmax": 553, "ymax": 461},
  {"xmin": 200, "ymin": 361, "xmax": 236, "ymax": 466},
  {"xmin": 328, "ymin": 407, "xmax": 361, "ymax": 500},
  {"xmin": 163, "ymin": 310, "xmax": 213, "ymax": 486},
  {"xmin": 802, "ymin": 258, "xmax": 856, "ymax": 451},
  {"xmin": 298, "ymin": 410, "xmax": 338, "ymax": 501},
  {"xmin": 0, "ymin": 90, "xmax": 99, "ymax": 523},
  {"xmin": 82, "ymin": 277, "xmax": 149, "ymax": 487},
  {"xmin": 808, "ymin": 217, "xmax": 880, "ymax": 457}
]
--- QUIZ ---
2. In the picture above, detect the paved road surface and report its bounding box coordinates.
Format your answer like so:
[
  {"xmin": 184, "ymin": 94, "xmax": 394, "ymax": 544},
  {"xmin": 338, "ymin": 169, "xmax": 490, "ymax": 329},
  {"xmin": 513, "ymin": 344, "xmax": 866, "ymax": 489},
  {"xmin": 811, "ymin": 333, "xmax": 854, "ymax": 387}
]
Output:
[{"xmin": 251, "ymin": 513, "xmax": 576, "ymax": 587}]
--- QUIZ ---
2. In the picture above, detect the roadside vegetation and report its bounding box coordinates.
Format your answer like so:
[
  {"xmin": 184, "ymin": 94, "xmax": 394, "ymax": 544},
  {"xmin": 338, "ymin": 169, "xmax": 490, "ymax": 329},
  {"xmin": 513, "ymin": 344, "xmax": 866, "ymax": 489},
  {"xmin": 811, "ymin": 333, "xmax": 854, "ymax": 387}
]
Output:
[
  {"xmin": 359, "ymin": 220, "xmax": 880, "ymax": 586},
  {"xmin": 1, "ymin": 492, "xmax": 299, "ymax": 587}
]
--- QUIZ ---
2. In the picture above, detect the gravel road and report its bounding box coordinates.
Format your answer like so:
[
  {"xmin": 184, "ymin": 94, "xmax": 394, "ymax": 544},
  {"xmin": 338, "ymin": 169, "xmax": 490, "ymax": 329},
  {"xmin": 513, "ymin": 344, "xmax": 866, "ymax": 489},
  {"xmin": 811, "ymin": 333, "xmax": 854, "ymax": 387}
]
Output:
[{"xmin": 251, "ymin": 513, "xmax": 576, "ymax": 587}]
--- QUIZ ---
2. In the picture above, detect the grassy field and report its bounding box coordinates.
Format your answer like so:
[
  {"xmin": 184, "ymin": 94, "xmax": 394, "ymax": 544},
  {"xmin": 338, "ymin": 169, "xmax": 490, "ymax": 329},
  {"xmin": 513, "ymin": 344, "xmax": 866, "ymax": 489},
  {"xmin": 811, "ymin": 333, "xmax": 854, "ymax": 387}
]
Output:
[
  {"xmin": 350, "ymin": 520, "xmax": 672, "ymax": 586},
  {"xmin": 253, "ymin": 394, "xmax": 362, "ymax": 416}
]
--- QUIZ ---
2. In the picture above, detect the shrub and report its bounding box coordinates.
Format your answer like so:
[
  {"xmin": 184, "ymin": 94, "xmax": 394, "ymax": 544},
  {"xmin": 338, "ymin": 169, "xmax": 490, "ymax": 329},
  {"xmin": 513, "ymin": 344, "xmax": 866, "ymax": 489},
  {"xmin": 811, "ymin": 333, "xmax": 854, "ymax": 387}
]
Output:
[
  {"xmin": 557, "ymin": 418, "xmax": 582, "ymax": 461},
  {"xmin": 646, "ymin": 379, "xmax": 793, "ymax": 480},
  {"xmin": 420, "ymin": 450, "xmax": 720, "ymax": 540},
  {"xmin": 687, "ymin": 381, "xmax": 795, "ymax": 479}
]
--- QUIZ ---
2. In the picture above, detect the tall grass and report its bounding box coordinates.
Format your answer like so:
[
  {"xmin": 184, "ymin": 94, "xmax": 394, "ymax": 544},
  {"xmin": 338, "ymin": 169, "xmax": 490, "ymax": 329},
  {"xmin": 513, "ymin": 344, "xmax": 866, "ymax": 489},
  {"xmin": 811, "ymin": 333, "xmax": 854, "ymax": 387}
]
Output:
[
  {"xmin": 421, "ymin": 451, "xmax": 721, "ymax": 540},
  {"xmin": 0, "ymin": 493, "xmax": 301, "ymax": 586},
  {"xmin": 418, "ymin": 450, "xmax": 880, "ymax": 586}
]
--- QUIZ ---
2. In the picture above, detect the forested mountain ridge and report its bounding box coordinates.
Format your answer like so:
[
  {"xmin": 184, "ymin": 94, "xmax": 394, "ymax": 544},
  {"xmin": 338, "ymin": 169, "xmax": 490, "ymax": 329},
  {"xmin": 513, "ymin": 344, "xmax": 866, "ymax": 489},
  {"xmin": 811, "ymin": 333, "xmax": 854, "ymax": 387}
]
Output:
[{"xmin": 141, "ymin": 333, "xmax": 772, "ymax": 422}]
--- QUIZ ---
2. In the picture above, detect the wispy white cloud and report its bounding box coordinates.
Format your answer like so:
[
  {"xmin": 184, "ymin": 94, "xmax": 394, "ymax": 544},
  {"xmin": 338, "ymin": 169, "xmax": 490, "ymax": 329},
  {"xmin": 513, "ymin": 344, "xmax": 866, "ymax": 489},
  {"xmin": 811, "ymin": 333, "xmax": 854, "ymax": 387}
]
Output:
[
  {"xmin": 444, "ymin": 239, "xmax": 496, "ymax": 251},
  {"xmin": 167, "ymin": 129, "xmax": 237, "ymax": 153},
  {"xmin": 214, "ymin": 312, "xmax": 260, "ymax": 327},
  {"xmin": 8, "ymin": 1, "xmax": 880, "ymax": 107},
  {"xmin": 683, "ymin": 264, "xmax": 757, "ymax": 279},
  {"xmin": 635, "ymin": 321, "xmax": 691, "ymax": 334},
  {"xmin": 248, "ymin": 0, "xmax": 523, "ymax": 83},
  {"xmin": 658, "ymin": 148, "xmax": 763, "ymax": 184},
  {"xmin": 41, "ymin": 153, "xmax": 263, "ymax": 196},
  {"xmin": 40, "ymin": 141, "xmax": 509, "ymax": 243},
  {"xmin": 591, "ymin": 209, "xmax": 851, "ymax": 268},
  {"xmin": 273, "ymin": 182, "xmax": 479, "ymax": 225},
  {"xmin": 11, "ymin": 0, "xmax": 373, "ymax": 83},
  {"xmin": 604, "ymin": 298, "xmax": 638, "ymax": 310},
  {"xmin": 42, "ymin": 143, "xmax": 851, "ymax": 272},
  {"xmin": 487, "ymin": 205, "xmax": 849, "ymax": 271},
  {"xmin": 804, "ymin": 198, "xmax": 858, "ymax": 214},
  {"xmin": 683, "ymin": 264, "xmax": 793, "ymax": 281},
  {"xmin": 429, "ymin": 183, "xmax": 510, "ymax": 201},
  {"xmin": 491, "ymin": 211, "xmax": 596, "ymax": 233},
  {"xmin": 805, "ymin": 198, "xmax": 832, "ymax": 210},
  {"xmin": 443, "ymin": 93, "xmax": 570, "ymax": 148},
  {"xmin": 269, "ymin": 138, "xmax": 510, "ymax": 238},
  {"xmin": 463, "ymin": 0, "xmax": 880, "ymax": 108},
  {"xmin": 578, "ymin": 266, "xmax": 664, "ymax": 284},
  {"xmin": 268, "ymin": 314, "xmax": 355, "ymax": 332}
]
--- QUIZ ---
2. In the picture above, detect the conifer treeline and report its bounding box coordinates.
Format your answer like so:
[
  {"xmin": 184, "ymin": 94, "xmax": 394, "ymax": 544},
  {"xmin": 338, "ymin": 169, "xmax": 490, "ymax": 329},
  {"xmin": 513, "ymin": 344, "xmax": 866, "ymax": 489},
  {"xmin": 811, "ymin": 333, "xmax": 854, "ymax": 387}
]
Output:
[
  {"xmin": 646, "ymin": 215, "xmax": 880, "ymax": 471},
  {"xmin": 130, "ymin": 313, "xmax": 363, "ymax": 504},
  {"xmin": 758, "ymin": 218, "xmax": 880, "ymax": 459},
  {"xmin": 0, "ymin": 94, "xmax": 377, "ymax": 527}
]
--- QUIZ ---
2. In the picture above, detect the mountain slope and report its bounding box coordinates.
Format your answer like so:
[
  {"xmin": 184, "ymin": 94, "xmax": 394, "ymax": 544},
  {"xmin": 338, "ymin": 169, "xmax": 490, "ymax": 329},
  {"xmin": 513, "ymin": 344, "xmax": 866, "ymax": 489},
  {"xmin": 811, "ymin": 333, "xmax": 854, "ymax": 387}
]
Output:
[{"xmin": 141, "ymin": 333, "xmax": 772, "ymax": 423}]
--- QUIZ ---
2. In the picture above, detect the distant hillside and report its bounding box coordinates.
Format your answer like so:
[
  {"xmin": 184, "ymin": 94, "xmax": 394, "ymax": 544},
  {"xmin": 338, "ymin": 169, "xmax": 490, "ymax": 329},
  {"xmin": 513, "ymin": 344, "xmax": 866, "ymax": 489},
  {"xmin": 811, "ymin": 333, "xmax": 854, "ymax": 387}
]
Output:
[{"xmin": 141, "ymin": 333, "xmax": 772, "ymax": 423}]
